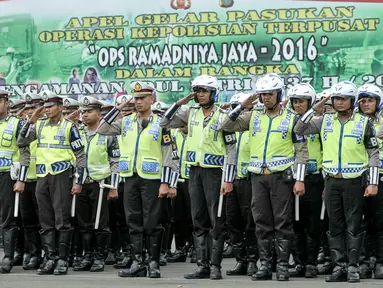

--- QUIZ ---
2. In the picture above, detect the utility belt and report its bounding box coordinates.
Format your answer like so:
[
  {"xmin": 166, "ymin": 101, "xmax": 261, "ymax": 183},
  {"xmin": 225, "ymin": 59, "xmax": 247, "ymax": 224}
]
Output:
[
  {"xmin": 253, "ymin": 167, "xmax": 293, "ymax": 183},
  {"xmin": 26, "ymin": 179, "xmax": 37, "ymax": 183},
  {"xmin": 0, "ymin": 171, "xmax": 10, "ymax": 176}
]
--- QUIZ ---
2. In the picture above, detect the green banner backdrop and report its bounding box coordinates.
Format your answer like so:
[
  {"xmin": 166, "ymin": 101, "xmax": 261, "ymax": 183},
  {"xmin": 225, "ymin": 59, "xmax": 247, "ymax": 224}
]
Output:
[{"xmin": 0, "ymin": 0, "xmax": 382, "ymax": 102}]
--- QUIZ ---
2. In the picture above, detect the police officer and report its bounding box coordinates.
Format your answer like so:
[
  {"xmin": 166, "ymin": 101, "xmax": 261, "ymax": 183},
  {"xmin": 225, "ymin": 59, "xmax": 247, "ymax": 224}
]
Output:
[
  {"xmin": 153, "ymin": 101, "xmax": 173, "ymax": 266},
  {"xmin": 0, "ymin": 88, "xmax": 30, "ymax": 274},
  {"xmin": 108, "ymin": 95, "xmax": 135, "ymax": 269},
  {"xmin": 161, "ymin": 75, "xmax": 237, "ymax": 280},
  {"xmin": 168, "ymin": 117, "xmax": 194, "ymax": 263},
  {"xmin": 72, "ymin": 96, "xmax": 119, "ymax": 272},
  {"xmin": 294, "ymin": 81, "xmax": 380, "ymax": 283},
  {"xmin": 358, "ymin": 84, "xmax": 383, "ymax": 278},
  {"xmin": 225, "ymin": 93, "xmax": 259, "ymax": 277},
  {"xmin": 98, "ymin": 82, "xmax": 179, "ymax": 278},
  {"xmin": 17, "ymin": 91, "xmax": 86, "ymax": 275},
  {"xmin": 8, "ymin": 98, "xmax": 27, "ymax": 266},
  {"xmin": 286, "ymin": 84, "xmax": 324, "ymax": 278},
  {"xmin": 62, "ymin": 97, "xmax": 83, "ymax": 268},
  {"xmin": 20, "ymin": 93, "xmax": 45, "ymax": 270},
  {"xmin": 100, "ymin": 100, "xmax": 114, "ymax": 116},
  {"xmin": 222, "ymin": 74, "xmax": 308, "ymax": 282}
]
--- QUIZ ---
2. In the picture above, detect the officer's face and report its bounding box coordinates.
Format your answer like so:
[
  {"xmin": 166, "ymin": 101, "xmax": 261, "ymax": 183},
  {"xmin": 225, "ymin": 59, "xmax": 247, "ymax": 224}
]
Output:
[
  {"xmin": 195, "ymin": 88, "xmax": 211, "ymax": 106},
  {"xmin": 359, "ymin": 97, "xmax": 377, "ymax": 116},
  {"xmin": 82, "ymin": 109, "xmax": 101, "ymax": 125},
  {"xmin": 0, "ymin": 98, "xmax": 8, "ymax": 115},
  {"xmin": 44, "ymin": 104, "xmax": 61, "ymax": 118},
  {"xmin": 292, "ymin": 98, "xmax": 309, "ymax": 114},
  {"xmin": 333, "ymin": 97, "xmax": 351, "ymax": 111},
  {"xmin": 135, "ymin": 95, "xmax": 153, "ymax": 112},
  {"xmin": 261, "ymin": 93, "xmax": 278, "ymax": 108}
]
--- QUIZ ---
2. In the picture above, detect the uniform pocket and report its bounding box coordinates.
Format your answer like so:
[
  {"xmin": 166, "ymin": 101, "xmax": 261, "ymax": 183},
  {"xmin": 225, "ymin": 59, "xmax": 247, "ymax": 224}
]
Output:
[
  {"xmin": 141, "ymin": 157, "xmax": 160, "ymax": 173},
  {"xmin": 1, "ymin": 132, "xmax": 13, "ymax": 147}
]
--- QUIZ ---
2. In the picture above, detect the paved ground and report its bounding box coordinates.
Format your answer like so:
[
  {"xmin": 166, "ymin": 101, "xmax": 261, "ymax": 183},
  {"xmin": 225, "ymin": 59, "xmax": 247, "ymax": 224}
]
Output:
[{"xmin": 0, "ymin": 250, "xmax": 383, "ymax": 288}]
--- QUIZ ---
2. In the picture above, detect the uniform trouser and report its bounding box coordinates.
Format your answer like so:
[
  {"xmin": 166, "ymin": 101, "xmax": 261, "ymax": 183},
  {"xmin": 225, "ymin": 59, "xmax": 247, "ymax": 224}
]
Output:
[
  {"xmin": 124, "ymin": 174, "xmax": 163, "ymax": 238},
  {"xmin": 226, "ymin": 178, "xmax": 256, "ymax": 246},
  {"xmin": 0, "ymin": 172, "xmax": 16, "ymax": 230},
  {"xmin": 36, "ymin": 169, "xmax": 72, "ymax": 232},
  {"xmin": 161, "ymin": 197, "xmax": 172, "ymax": 251},
  {"xmin": 325, "ymin": 177, "xmax": 364, "ymax": 237},
  {"xmin": 189, "ymin": 166, "xmax": 225, "ymax": 240},
  {"xmin": 292, "ymin": 173, "xmax": 324, "ymax": 265},
  {"xmin": 20, "ymin": 181, "xmax": 41, "ymax": 256},
  {"xmin": 76, "ymin": 182, "xmax": 110, "ymax": 233},
  {"xmin": 171, "ymin": 179, "xmax": 193, "ymax": 249},
  {"xmin": 251, "ymin": 173, "xmax": 294, "ymax": 240},
  {"xmin": 325, "ymin": 177, "xmax": 365, "ymax": 269}
]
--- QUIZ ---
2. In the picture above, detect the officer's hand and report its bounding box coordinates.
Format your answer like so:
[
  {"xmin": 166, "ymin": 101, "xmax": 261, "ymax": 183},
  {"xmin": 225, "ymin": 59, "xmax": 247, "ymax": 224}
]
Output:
[
  {"xmin": 167, "ymin": 187, "xmax": 177, "ymax": 198},
  {"xmin": 293, "ymin": 181, "xmax": 305, "ymax": 196},
  {"xmin": 221, "ymin": 182, "xmax": 233, "ymax": 196},
  {"xmin": 176, "ymin": 93, "xmax": 196, "ymax": 106},
  {"xmin": 241, "ymin": 93, "xmax": 259, "ymax": 108},
  {"xmin": 65, "ymin": 109, "xmax": 81, "ymax": 122},
  {"xmin": 29, "ymin": 106, "xmax": 45, "ymax": 124},
  {"xmin": 16, "ymin": 107, "xmax": 27, "ymax": 119},
  {"xmin": 364, "ymin": 185, "xmax": 378, "ymax": 197},
  {"xmin": 71, "ymin": 184, "xmax": 82, "ymax": 195},
  {"xmin": 13, "ymin": 181, "xmax": 25, "ymax": 193},
  {"xmin": 219, "ymin": 103, "xmax": 231, "ymax": 110},
  {"xmin": 117, "ymin": 96, "xmax": 134, "ymax": 111},
  {"xmin": 312, "ymin": 96, "xmax": 330, "ymax": 114},
  {"xmin": 158, "ymin": 183, "xmax": 169, "ymax": 198},
  {"xmin": 107, "ymin": 189, "xmax": 118, "ymax": 200}
]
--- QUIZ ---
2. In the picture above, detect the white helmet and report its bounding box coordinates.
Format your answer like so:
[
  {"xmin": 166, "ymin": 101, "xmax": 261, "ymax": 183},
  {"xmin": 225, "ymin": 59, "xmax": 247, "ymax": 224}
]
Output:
[
  {"xmin": 330, "ymin": 81, "xmax": 358, "ymax": 109},
  {"xmin": 255, "ymin": 73, "xmax": 285, "ymax": 103},
  {"xmin": 229, "ymin": 92, "xmax": 249, "ymax": 106},
  {"xmin": 288, "ymin": 83, "xmax": 316, "ymax": 109},
  {"xmin": 330, "ymin": 81, "xmax": 357, "ymax": 99},
  {"xmin": 191, "ymin": 75, "xmax": 220, "ymax": 103},
  {"xmin": 357, "ymin": 84, "xmax": 383, "ymax": 111}
]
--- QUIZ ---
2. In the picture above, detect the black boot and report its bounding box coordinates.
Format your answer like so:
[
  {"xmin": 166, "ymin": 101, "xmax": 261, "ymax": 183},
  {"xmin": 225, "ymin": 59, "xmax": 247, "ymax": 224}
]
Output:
[
  {"xmin": 13, "ymin": 228, "xmax": 23, "ymax": 266},
  {"xmin": 226, "ymin": 243, "xmax": 247, "ymax": 276},
  {"xmin": 358, "ymin": 233, "xmax": 372, "ymax": 279},
  {"xmin": 252, "ymin": 239, "xmax": 273, "ymax": 281},
  {"xmin": 23, "ymin": 230, "xmax": 42, "ymax": 270},
  {"xmin": 105, "ymin": 231, "xmax": 119, "ymax": 265},
  {"xmin": 325, "ymin": 232, "xmax": 347, "ymax": 282},
  {"xmin": 317, "ymin": 246, "xmax": 325, "ymax": 264},
  {"xmin": 90, "ymin": 232, "xmax": 109, "ymax": 272},
  {"xmin": 70, "ymin": 229, "xmax": 82, "ymax": 268},
  {"xmin": 374, "ymin": 235, "xmax": 383, "ymax": 279},
  {"xmin": 305, "ymin": 235, "xmax": 319, "ymax": 278},
  {"xmin": 73, "ymin": 231, "xmax": 93, "ymax": 271},
  {"xmin": 0, "ymin": 227, "xmax": 18, "ymax": 273},
  {"xmin": 210, "ymin": 235, "xmax": 224, "ymax": 280},
  {"xmin": 53, "ymin": 229, "xmax": 73, "ymax": 275},
  {"xmin": 275, "ymin": 238, "xmax": 292, "ymax": 281},
  {"xmin": 148, "ymin": 232, "xmax": 162, "ymax": 278},
  {"xmin": 167, "ymin": 248, "xmax": 187, "ymax": 263},
  {"xmin": 289, "ymin": 233, "xmax": 306, "ymax": 278},
  {"xmin": 118, "ymin": 234, "xmax": 147, "ymax": 277},
  {"xmin": 113, "ymin": 230, "xmax": 132, "ymax": 269},
  {"xmin": 246, "ymin": 244, "xmax": 259, "ymax": 276},
  {"xmin": 160, "ymin": 225, "xmax": 170, "ymax": 266},
  {"xmin": 23, "ymin": 252, "xmax": 31, "ymax": 268},
  {"xmin": 184, "ymin": 234, "xmax": 210, "ymax": 279},
  {"xmin": 347, "ymin": 231, "xmax": 365, "ymax": 283},
  {"xmin": 37, "ymin": 230, "xmax": 57, "ymax": 275}
]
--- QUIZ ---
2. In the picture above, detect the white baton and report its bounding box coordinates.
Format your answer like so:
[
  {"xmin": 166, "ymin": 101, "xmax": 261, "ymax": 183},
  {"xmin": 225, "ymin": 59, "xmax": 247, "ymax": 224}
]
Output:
[
  {"xmin": 14, "ymin": 192, "xmax": 20, "ymax": 217},
  {"xmin": 320, "ymin": 201, "xmax": 325, "ymax": 220},
  {"xmin": 71, "ymin": 176, "xmax": 76, "ymax": 217},
  {"xmin": 95, "ymin": 180, "xmax": 115, "ymax": 230},
  {"xmin": 217, "ymin": 156, "xmax": 228, "ymax": 218},
  {"xmin": 295, "ymin": 195, "xmax": 299, "ymax": 221}
]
